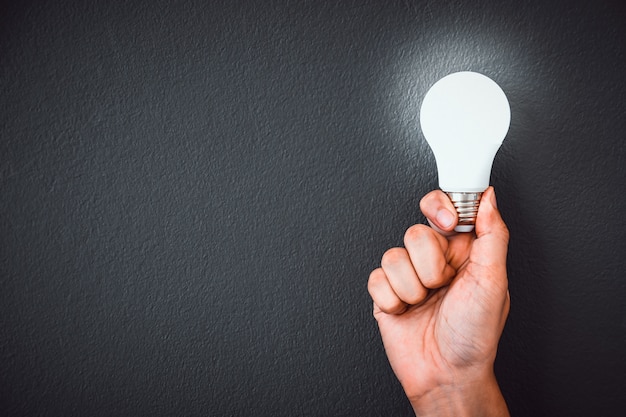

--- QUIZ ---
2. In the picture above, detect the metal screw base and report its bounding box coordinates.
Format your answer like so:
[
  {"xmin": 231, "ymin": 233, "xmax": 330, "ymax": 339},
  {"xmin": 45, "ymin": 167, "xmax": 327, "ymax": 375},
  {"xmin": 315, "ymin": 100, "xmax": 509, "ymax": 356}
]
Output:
[{"xmin": 445, "ymin": 191, "xmax": 483, "ymax": 232}]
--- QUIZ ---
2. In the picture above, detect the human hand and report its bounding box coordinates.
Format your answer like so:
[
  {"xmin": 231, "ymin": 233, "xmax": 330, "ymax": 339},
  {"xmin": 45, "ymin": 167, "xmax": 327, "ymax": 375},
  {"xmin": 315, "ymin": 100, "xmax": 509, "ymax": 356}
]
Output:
[{"xmin": 368, "ymin": 187, "xmax": 510, "ymax": 416}]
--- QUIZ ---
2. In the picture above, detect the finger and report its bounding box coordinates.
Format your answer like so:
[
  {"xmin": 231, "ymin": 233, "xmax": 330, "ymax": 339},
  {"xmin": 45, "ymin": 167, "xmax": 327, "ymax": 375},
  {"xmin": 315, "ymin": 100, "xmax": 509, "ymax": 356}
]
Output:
[
  {"xmin": 380, "ymin": 247, "xmax": 429, "ymax": 305},
  {"xmin": 473, "ymin": 187, "xmax": 510, "ymax": 268},
  {"xmin": 420, "ymin": 190, "xmax": 458, "ymax": 234},
  {"xmin": 404, "ymin": 224, "xmax": 456, "ymax": 289},
  {"xmin": 462, "ymin": 187, "xmax": 510, "ymax": 311},
  {"xmin": 368, "ymin": 268, "xmax": 407, "ymax": 314}
]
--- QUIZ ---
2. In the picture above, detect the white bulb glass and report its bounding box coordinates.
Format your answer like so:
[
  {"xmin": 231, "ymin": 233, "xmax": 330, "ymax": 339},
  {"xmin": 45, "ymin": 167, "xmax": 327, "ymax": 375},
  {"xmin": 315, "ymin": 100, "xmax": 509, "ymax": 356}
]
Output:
[{"xmin": 420, "ymin": 71, "xmax": 510, "ymax": 232}]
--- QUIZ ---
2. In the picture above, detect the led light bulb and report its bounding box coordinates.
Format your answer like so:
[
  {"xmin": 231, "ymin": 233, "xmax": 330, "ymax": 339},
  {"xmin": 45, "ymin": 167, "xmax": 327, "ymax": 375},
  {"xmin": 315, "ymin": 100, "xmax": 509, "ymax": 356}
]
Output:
[{"xmin": 420, "ymin": 71, "xmax": 510, "ymax": 232}]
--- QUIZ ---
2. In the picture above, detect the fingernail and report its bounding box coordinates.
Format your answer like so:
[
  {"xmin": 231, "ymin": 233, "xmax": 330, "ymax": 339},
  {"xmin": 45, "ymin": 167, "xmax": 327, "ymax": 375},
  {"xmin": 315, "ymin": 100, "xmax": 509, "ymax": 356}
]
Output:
[{"xmin": 436, "ymin": 209, "xmax": 454, "ymax": 229}]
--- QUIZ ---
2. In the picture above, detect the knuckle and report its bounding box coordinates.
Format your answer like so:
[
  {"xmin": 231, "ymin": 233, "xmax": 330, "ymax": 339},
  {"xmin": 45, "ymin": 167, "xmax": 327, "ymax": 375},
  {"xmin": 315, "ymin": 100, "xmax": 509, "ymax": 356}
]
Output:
[
  {"xmin": 492, "ymin": 222, "xmax": 510, "ymax": 247},
  {"xmin": 381, "ymin": 247, "xmax": 406, "ymax": 268},
  {"xmin": 404, "ymin": 287, "xmax": 427, "ymax": 305},
  {"xmin": 367, "ymin": 268, "xmax": 407, "ymax": 315},
  {"xmin": 420, "ymin": 276, "xmax": 441, "ymax": 289},
  {"xmin": 419, "ymin": 189, "xmax": 440, "ymax": 209},
  {"xmin": 368, "ymin": 268, "xmax": 385, "ymax": 289},
  {"xmin": 419, "ymin": 266, "xmax": 449, "ymax": 289},
  {"xmin": 404, "ymin": 223, "xmax": 429, "ymax": 245},
  {"xmin": 382, "ymin": 298, "xmax": 407, "ymax": 315},
  {"xmin": 501, "ymin": 224, "xmax": 510, "ymax": 242}
]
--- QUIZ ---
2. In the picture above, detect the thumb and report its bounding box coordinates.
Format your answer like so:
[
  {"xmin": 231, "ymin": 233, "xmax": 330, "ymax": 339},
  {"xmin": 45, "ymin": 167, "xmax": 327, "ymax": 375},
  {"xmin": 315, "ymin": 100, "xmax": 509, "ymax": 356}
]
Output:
[{"xmin": 472, "ymin": 187, "xmax": 510, "ymax": 270}]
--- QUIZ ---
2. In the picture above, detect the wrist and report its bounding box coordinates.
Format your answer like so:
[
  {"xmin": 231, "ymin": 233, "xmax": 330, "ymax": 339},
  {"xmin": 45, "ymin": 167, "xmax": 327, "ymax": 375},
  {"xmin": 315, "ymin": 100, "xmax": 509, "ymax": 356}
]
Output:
[{"xmin": 409, "ymin": 368, "xmax": 509, "ymax": 417}]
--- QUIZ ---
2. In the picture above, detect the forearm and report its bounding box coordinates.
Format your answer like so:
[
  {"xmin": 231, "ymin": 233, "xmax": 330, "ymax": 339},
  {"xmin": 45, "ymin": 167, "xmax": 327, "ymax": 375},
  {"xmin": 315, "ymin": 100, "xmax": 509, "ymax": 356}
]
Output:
[{"xmin": 409, "ymin": 370, "xmax": 509, "ymax": 417}]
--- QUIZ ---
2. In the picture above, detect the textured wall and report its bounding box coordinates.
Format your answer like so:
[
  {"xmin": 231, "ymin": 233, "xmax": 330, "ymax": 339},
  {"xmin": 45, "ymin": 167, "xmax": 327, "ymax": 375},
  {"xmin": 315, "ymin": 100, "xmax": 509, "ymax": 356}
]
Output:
[{"xmin": 1, "ymin": 0, "xmax": 625, "ymax": 416}]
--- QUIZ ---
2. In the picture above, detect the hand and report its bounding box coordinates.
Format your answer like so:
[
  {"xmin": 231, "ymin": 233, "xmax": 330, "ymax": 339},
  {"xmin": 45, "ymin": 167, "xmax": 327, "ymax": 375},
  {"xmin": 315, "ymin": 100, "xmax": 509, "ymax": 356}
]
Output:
[{"xmin": 368, "ymin": 187, "xmax": 510, "ymax": 416}]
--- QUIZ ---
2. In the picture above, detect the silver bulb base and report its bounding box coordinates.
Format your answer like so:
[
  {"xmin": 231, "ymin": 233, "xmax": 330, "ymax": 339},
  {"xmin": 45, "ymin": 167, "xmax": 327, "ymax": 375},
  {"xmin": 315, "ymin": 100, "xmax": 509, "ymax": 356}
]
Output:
[{"xmin": 445, "ymin": 191, "xmax": 483, "ymax": 232}]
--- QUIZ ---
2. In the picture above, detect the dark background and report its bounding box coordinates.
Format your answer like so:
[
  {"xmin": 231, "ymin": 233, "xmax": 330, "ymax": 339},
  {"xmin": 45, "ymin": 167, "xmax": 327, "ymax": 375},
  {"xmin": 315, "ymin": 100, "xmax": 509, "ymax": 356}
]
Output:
[{"xmin": 1, "ymin": 0, "xmax": 625, "ymax": 416}]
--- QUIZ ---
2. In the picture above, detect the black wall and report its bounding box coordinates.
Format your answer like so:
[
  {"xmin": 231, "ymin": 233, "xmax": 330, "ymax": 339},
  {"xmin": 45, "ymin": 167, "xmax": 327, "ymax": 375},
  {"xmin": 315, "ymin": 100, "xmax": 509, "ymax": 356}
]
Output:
[{"xmin": 1, "ymin": 1, "xmax": 625, "ymax": 416}]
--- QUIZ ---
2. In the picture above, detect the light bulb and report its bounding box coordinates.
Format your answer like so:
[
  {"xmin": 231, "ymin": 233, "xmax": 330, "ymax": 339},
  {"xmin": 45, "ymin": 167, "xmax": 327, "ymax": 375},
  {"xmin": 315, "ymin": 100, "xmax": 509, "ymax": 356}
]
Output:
[{"xmin": 420, "ymin": 71, "xmax": 510, "ymax": 232}]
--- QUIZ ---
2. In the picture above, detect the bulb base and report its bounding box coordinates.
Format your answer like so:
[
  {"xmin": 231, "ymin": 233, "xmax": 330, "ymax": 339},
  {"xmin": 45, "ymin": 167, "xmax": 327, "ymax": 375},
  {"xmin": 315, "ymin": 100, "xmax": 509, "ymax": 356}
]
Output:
[{"xmin": 445, "ymin": 191, "xmax": 483, "ymax": 232}]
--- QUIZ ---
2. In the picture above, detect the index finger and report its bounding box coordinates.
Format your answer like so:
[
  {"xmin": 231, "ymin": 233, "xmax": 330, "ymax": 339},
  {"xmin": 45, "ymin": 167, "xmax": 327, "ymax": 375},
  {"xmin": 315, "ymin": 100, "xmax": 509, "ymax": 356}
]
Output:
[{"xmin": 419, "ymin": 190, "xmax": 458, "ymax": 234}]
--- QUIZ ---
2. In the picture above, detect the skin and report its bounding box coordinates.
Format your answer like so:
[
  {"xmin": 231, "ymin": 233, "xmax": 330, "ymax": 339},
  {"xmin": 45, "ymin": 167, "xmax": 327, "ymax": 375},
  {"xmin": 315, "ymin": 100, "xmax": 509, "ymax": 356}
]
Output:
[{"xmin": 368, "ymin": 187, "xmax": 510, "ymax": 416}]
